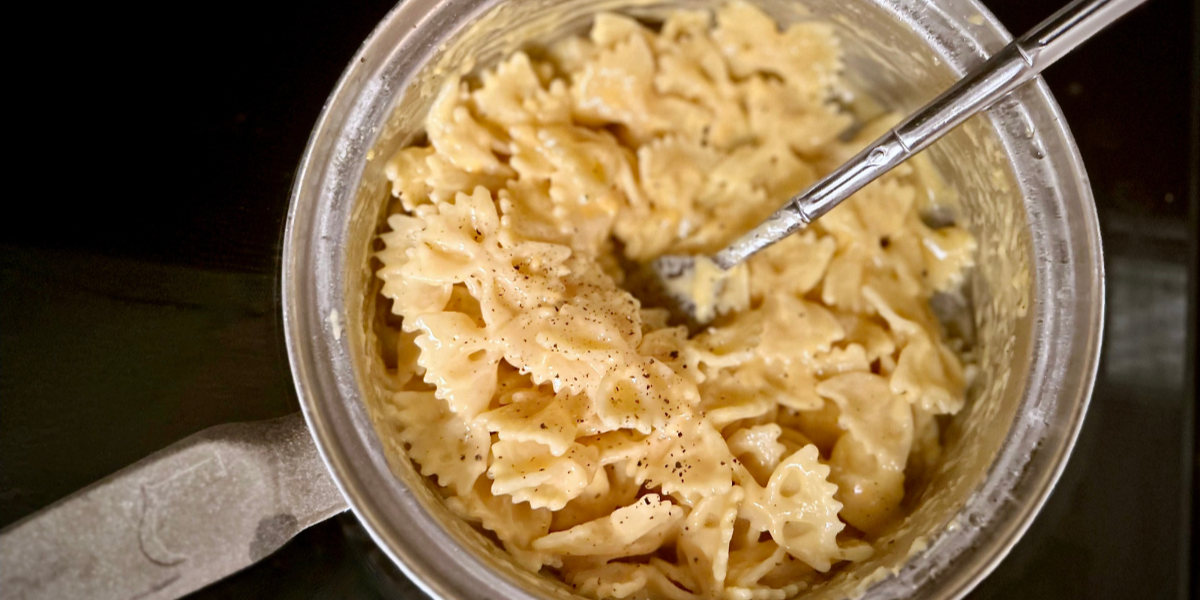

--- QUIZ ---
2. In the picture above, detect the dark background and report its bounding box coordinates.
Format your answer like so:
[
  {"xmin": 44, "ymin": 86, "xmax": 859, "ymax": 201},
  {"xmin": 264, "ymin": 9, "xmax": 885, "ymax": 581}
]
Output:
[{"xmin": 2, "ymin": 0, "xmax": 1196, "ymax": 598}]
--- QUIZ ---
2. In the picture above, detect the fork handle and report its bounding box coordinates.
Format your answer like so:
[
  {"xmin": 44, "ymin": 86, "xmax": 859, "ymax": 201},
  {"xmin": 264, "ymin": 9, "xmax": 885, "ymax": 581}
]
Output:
[{"xmin": 712, "ymin": 0, "xmax": 1149, "ymax": 269}]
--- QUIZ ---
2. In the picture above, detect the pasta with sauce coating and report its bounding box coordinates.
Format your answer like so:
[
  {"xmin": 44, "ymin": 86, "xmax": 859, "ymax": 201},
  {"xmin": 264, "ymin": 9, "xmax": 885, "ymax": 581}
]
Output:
[{"xmin": 372, "ymin": 3, "xmax": 975, "ymax": 598}]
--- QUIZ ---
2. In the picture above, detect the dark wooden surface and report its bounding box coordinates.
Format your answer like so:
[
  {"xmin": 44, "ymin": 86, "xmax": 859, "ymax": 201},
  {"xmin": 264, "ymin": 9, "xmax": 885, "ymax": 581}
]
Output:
[{"xmin": 1, "ymin": 0, "xmax": 1195, "ymax": 598}]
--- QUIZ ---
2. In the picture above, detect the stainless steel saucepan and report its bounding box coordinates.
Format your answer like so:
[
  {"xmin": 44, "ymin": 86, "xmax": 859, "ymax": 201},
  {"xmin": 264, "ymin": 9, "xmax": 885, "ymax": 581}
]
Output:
[{"xmin": 0, "ymin": 1, "xmax": 1104, "ymax": 599}]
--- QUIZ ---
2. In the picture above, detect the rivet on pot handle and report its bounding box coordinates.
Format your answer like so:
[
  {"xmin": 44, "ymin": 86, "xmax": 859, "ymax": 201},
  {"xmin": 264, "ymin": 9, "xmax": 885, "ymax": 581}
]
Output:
[{"xmin": 0, "ymin": 413, "xmax": 348, "ymax": 600}]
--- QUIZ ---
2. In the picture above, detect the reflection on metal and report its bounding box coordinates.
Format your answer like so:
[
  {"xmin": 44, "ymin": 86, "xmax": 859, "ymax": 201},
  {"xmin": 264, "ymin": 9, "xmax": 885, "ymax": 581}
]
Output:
[{"xmin": 0, "ymin": 414, "xmax": 346, "ymax": 600}]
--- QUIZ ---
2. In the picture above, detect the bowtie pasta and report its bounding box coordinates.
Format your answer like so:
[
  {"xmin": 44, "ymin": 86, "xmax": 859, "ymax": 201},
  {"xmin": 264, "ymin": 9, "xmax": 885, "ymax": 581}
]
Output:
[{"xmin": 372, "ymin": 2, "xmax": 976, "ymax": 598}]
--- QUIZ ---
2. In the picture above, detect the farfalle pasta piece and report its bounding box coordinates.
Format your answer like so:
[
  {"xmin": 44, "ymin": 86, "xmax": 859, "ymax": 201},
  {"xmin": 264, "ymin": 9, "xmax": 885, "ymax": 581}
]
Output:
[
  {"xmin": 497, "ymin": 179, "xmax": 572, "ymax": 247},
  {"xmin": 384, "ymin": 146, "xmax": 435, "ymax": 210},
  {"xmin": 726, "ymin": 425, "xmax": 787, "ymax": 486},
  {"xmin": 564, "ymin": 562, "xmax": 700, "ymax": 600},
  {"xmin": 412, "ymin": 311, "xmax": 500, "ymax": 420},
  {"xmin": 485, "ymin": 239, "xmax": 573, "ymax": 322},
  {"xmin": 819, "ymin": 372, "xmax": 913, "ymax": 469},
  {"xmin": 590, "ymin": 12, "xmax": 653, "ymax": 48},
  {"xmin": 621, "ymin": 136, "xmax": 719, "ymax": 259},
  {"xmin": 920, "ymin": 223, "xmax": 977, "ymax": 291},
  {"xmin": 570, "ymin": 30, "xmax": 661, "ymax": 131},
  {"xmin": 552, "ymin": 465, "xmax": 643, "ymax": 532},
  {"xmin": 713, "ymin": 1, "xmax": 841, "ymax": 102},
  {"xmin": 499, "ymin": 301, "xmax": 637, "ymax": 397},
  {"xmin": 427, "ymin": 77, "xmax": 509, "ymax": 174},
  {"xmin": 740, "ymin": 445, "xmax": 852, "ymax": 572},
  {"xmin": 446, "ymin": 479, "xmax": 557, "ymax": 571},
  {"xmin": 649, "ymin": 557, "xmax": 699, "ymax": 598},
  {"xmin": 778, "ymin": 401, "xmax": 844, "ymax": 456},
  {"xmin": 862, "ymin": 283, "xmax": 928, "ymax": 343},
  {"xmin": 570, "ymin": 29, "xmax": 708, "ymax": 143},
  {"xmin": 653, "ymin": 19, "xmax": 750, "ymax": 150},
  {"xmin": 478, "ymin": 388, "xmax": 581, "ymax": 456},
  {"xmin": 472, "ymin": 52, "xmax": 572, "ymax": 127},
  {"xmin": 489, "ymin": 440, "xmax": 601, "ymax": 510},
  {"xmin": 890, "ymin": 332, "xmax": 966, "ymax": 414},
  {"xmin": 683, "ymin": 331, "xmax": 756, "ymax": 384},
  {"xmin": 378, "ymin": 391, "xmax": 489, "ymax": 497},
  {"xmin": 820, "ymin": 246, "xmax": 870, "ymax": 314},
  {"xmin": 906, "ymin": 405, "xmax": 944, "ymax": 492},
  {"xmin": 499, "ymin": 177, "xmax": 615, "ymax": 258},
  {"xmin": 690, "ymin": 297, "xmax": 844, "ymax": 414},
  {"xmin": 492, "ymin": 362, "xmax": 539, "ymax": 404},
  {"xmin": 692, "ymin": 308, "xmax": 829, "ymax": 415},
  {"xmin": 580, "ymin": 430, "xmax": 649, "ymax": 466},
  {"xmin": 403, "ymin": 187, "xmax": 502, "ymax": 288},
  {"xmin": 776, "ymin": 426, "xmax": 815, "ymax": 458},
  {"xmin": 855, "ymin": 178, "xmax": 919, "ymax": 240},
  {"xmin": 634, "ymin": 416, "xmax": 735, "ymax": 505},
  {"xmin": 697, "ymin": 371, "xmax": 777, "ymax": 428},
  {"xmin": 872, "ymin": 231, "xmax": 929, "ymax": 300},
  {"xmin": 839, "ymin": 316, "xmax": 896, "ymax": 363},
  {"xmin": 743, "ymin": 76, "xmax": 850, "ymax": 155},
  {"xmin": 725, "ymin": 536, "xmax": 789, "ymax": 592},
  {"xmin": 492, "ymin": 256, "xmax": 638, "ymax": 396},
  {"xmin": 508, "ymin": 123, "xmax": 637, "ymax": 221},
  {"xmin": 757, "ymin": 294, "xmax": 846, "ymax": 366},
  {"xmin": 747, "ymin": 231, "xmax": 836, "ymax": 302},
  {"xmin": 678, "ymin": 487, "xmax": 743, "ymax": 593},
  {"xmin": 725, "ymin": 586, "xmax": 800, "ymax": 600},
  {"xmin": 546, "ymin": 33, "xmax": 598, "ymax": 74},
  {"xmin": 637, "ymin": 324, "xmax": 689, "ymax": 368},
  {"xmin": 388, "ymin": 327, "xmax": 425, "ymax": 387},
  {"xmin": 532, "ymin": 494, "xmax": 685, "ymax": 557},
  {"xmin": 425, "ymin": 152, "xmax": 513, "ymax": 205},
  {"xmin": 759, "ymin": 370, "xmax": 818, "ymax": 412},
  {"xmin": 376, "ymin": 213, "xmax": 453, "ymax": 317},
  {"xmin": 757, "ymin": 555, "xmax": 820, "ymax": 596},
  {"xmin": 709, "ymin": 139, "xmax": 817, "ymax": 210},
  {"xmin": 806, "ymin": 344, "xmax": 872, "ymax": 377},
  {"xmin": 595, "ymin": 358, "xmax": 699, "ymax": 434},
  {"xmin": 675, "ymin": 185, "xmax": 770, "ymax": 256},
  {"xmin": 410, "ymin": 187, "xmax": 576, "ymax": 328},
  {"xmin": 814, "ymin": 190, "xmax": 872, "ymax": 249},
  {"xmin": 816, "ymin": 372, "xmax": 914, "ymax": 535},
  {"xmin": 385, "ymin": 146, "xmax": 513, "ymax": 210}
]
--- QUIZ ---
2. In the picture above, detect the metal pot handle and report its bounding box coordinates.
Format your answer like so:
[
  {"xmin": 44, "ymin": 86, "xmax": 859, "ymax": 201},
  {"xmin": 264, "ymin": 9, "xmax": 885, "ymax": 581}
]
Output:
[{"xmin": 0, "ymin": 412, "xmax": 348, "ymax": 600}]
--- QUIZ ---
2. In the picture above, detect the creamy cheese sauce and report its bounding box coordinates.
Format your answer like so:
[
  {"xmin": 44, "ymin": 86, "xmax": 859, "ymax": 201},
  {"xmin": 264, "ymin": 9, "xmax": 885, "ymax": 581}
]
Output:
[{"xmin": 371, "ymin": 3, "xmax": 976, "ymax": 597}]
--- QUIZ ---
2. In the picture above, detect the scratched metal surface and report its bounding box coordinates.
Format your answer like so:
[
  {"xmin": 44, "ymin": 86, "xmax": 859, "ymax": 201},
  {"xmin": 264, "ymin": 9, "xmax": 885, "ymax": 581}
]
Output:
[
  {"xmin": 0, "ymin": 0, "xmax": 1194, "ymax": 599},
  {"xmin": 0, "ymin": 415, "xmax": 345, "ymax": 599}
]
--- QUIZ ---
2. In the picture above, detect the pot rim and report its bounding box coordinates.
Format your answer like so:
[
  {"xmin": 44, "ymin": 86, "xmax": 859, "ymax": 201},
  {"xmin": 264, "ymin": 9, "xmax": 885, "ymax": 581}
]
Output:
[{"xmin": 282, "ymin": 1, "xmax": 1104, "ymax": 598}]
